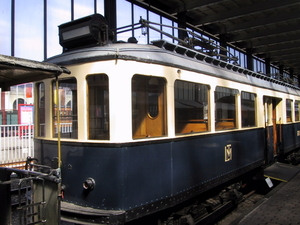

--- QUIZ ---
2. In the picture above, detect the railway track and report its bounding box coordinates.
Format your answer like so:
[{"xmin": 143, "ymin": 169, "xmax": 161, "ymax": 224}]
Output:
[
  {"xmin": 216, "ymin": 180, "xmax": 283, "ymax": 225},
  {"xmin": 124, "ymin": 171, "xmax": 282, "ymax": 225},
  {"xmin": 7, "ymin": 167, "xmax": 281, "ymax": 225}
]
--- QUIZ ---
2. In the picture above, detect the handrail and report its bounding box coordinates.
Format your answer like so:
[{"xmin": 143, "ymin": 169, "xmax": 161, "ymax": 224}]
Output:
[{"xmin": 115, "ymin": 17, "xmax": 239, "ymax": 64}]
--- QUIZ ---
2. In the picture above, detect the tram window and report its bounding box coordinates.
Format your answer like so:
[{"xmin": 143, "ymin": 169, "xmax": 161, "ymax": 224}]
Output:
[
  {"xmin": 87, "ymin": 74, "xmax": 109, "ymax": 140},
  {"xmin": 37, "ymin": 82, "xmax": 45, "ymax": 137},
  {"xmin": 295, "ymin": 101, "xmax": 300, "ymax": 121},
  {"xmin": 215, "ymin": 86, "xmax": 238, "ymax": 130},
  {"xmin": 174, "ymin": 80, "xmax": 209, "ymax": 134},
  {"xmin": 286, "ymin": 99, "xmax": 292, "ymax": 122},
  {"xmin": 132, "ymin": 75, "xmax": 166, "ymax": 139},
  {"xmin": 52, "ymin": 78, "xmax": 78, "ymax": 139},
  {"xmin": 241, "ymin": 91, "xmax": 256, "ymax": 127}
]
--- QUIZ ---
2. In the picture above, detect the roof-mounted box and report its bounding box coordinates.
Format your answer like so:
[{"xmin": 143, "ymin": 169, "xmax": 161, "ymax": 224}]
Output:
[{"xmin": 59, "ymin": 14, "xmax": 113, "ymax": 51}]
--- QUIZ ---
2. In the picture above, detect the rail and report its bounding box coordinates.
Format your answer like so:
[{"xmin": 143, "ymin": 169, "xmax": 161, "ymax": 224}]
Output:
[
  {"xmin": 54, "ymin": 122, "xmax": 72, "ymax": 134},
  {"xmin": 1, "ymin": 123, "xmax": 73, "ymax": 167},
  {"xmin": 0, "ymin": 124, "xmax": 34, "ymax": 166}
]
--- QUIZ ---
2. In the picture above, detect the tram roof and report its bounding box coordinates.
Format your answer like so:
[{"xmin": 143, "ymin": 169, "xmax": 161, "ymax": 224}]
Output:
[
  {"xmin": 45, "ymin": 42, "xmax": 300, "ymax": 96},
  {"xmin": 0, "ymin": 54, "xmax": 70, "ymax": 91}
]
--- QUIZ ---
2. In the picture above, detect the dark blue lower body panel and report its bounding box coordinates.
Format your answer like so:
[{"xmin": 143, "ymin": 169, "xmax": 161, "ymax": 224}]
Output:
[
  {"xmin": 34, "ymin": 128, "xmax": 265, "ymax": 221},
  {"xmin": 280, "ymin": 123, "xmax": 300, "ymax": 154},
  {"xmin": 172, "ymin": 130, "xmax": 264, "ymax": 194}
]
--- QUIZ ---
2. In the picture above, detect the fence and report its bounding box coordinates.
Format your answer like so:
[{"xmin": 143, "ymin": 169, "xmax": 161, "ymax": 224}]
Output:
[{"xmin": 0, "ymin": 124, "xmax": 34, "ymax": 167}]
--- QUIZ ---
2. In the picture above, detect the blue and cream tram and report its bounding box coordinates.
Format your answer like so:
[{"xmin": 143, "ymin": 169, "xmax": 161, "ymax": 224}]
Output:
[{"xmin": 31, "ymin": 14, "xmax": 300, "ymax": 224}]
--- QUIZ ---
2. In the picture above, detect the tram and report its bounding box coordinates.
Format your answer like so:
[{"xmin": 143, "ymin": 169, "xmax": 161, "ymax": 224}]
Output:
[{"xmin": 28, "ymin": 14, "xmax": 300, "ymax": 224}]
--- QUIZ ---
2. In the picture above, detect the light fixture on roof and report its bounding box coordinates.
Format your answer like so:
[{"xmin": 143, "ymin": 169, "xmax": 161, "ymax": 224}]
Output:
[{"xmin": 59, "ymin": 14, "xmax": 114, "ymax": 51}]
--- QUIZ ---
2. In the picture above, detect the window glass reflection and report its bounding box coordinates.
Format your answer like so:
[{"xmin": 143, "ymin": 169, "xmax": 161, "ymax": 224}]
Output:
[
  {"xmin": 215, "ymin": 86, "xmax": 238, "ymax": 130},
  {"xmin": 87, "ymin": 74, "xmax": 109, "ymax": 140},
  {"xmin": 37, "ymin": 83, "xmax": 45, "ymax": 137},
  {"xmin": 175, "ymin": 80, "xmax": 209, "ymax": 134},
  {"xmin": 47, "ymin": 0, "xmax": 71, "ymax": 58},
  {"xmin": 53, "ymin": 78, "xmax": 78, "ymax": 139},
  {"xmin": 74, "ymin": 0, "xmax": 94, "ymax": 19},
  {"xmin": 241, "ymin": 91, "xmax": 256, "ymax": 127},
  {"xmin": 286, "ymin": 99, "xmax": 292, "ymax": 122},
  {"xmin": 15, "ymin": 0, "xmax": 43, "ymax": 60},
  {"xmin": 0, "ymin": 1, "xmax": 11, "ymax": 55},
  {"xmin": 133, "ymin": 5, "xmax": 147, "ymax": 44},
  {"xmin": 295, "ymin": 101, "xmax": 300, "ymax": 122},
  {"xmin": 162, "ymin": 17, "xmax": 173, "ymax": 42},
  {"xmin": 96, "ymin": 0, "xmax": 104, "ymax": 15},
  {"xmin": 149, "ymin": 12, "xmax": 161, "ymax": 40},
  {"xmin": 116, "ymin": 0, "xmax": 132, "ymax": 42},
  {"xmin": 132, "ymin": 75, "xmax": 166, "ymax": 139}
]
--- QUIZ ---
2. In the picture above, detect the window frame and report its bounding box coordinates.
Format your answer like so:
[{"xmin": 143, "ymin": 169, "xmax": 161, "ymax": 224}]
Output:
[
  {"xmin": 174, "ymin": 80, "xmax": 209, "ymax": 135},
  {"xmin": 241, "ymin": 91, "xmax": 256, "ymax": 128},
  {"xmin": 52, "ymin": 77, "xmax": 78, "ymax": 139},
  {"xmin": 286, "ymin": 99, "xmax": 293, "ymax": 122},
  {"xmin": 215, "ymin": 86, "xmax": 238, "ymax": 130},
  {"xmin": 36, "ymin": 82, "xmax": 45, "ymax": 137},
  {"xmin": 132, "ymin": 74, "xmax": 167, "ymax": 139},
  {"xmin": 295, "ymin": 100, "xmax": 300, "ymax": 122},
  {"xmin": 86, "ymin": 74, "xmax": 110, "ymax": 140}
]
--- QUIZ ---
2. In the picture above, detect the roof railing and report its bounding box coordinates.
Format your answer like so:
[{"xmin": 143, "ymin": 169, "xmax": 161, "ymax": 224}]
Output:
[{"xmin": 114, "ymin": 18, "xmax": 299, "ymax": 90}]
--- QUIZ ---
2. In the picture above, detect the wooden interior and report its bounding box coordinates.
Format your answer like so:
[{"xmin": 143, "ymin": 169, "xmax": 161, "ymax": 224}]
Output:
[
  {"xmin": 216, "ymin": 119, "xmax": 235, "ymax": 130},
  {"xmin": 176, "ymin": 119, "xmax": 208, "ymax": 134}
]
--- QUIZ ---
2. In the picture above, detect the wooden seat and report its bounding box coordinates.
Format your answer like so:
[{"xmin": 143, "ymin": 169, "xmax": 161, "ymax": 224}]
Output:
[
  {"xmin": 176, "ymin": 120, "xmax": 208, "ymax": 134},
  {"xmin": 216, "ymin": 119, "xmax": 235, "ymax": 130}
]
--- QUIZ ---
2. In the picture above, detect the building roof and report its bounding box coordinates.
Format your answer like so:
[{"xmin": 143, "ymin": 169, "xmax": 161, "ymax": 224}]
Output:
[{"xmin": 128, "ymin": 0, "xmax": 300, "ymax": 76}]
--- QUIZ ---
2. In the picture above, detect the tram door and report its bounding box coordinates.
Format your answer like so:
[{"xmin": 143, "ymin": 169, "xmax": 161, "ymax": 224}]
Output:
[
  {"xmin": 264, "ymin": 96, "xmax": 281, "ymax": 164},
  {"xmin": 132, "ymin": 75, "xmax": 166, "ymax": 138}
]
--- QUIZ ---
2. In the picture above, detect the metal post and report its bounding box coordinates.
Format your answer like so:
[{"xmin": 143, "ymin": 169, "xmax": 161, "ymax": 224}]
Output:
[
  {"xmin": 104, "ymin": 0, "xmax": 117, "ymax": 41},
  {"xmin": 177, "ymin": 11, "xmax": 188, "ymax": 41},
  {"xmin": 55, "ymin": 77, "xmax": 61, "ymax": 169},
  {"xmin": 219, "ymin": 34, "xmax": 228, "ymax": 62},
  {"xmin": 265, "ymin": 56, "xmax": 271, "ymax": 76},
  {"xmin": 246, "ymin": 48, "xmax": 254, "ymax": 71}
]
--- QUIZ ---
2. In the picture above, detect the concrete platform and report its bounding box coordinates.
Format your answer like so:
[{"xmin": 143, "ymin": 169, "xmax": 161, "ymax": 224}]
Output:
[{"xmin": 237, "ymin": 164, "xmax": 300, "ymax": 225}]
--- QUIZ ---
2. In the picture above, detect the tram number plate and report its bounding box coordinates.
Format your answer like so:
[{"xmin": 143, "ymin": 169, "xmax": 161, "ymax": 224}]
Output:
[{"xmin": 225, "ymin": 144, "xmax": 232, "ymax": 162}]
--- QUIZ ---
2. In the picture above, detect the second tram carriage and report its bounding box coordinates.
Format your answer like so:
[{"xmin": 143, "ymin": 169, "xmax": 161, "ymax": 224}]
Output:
[{"xmin": 31, "ymin": 14, "xmax": 300, "ymax": 224}]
